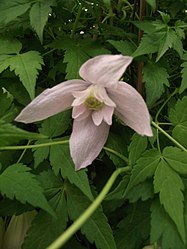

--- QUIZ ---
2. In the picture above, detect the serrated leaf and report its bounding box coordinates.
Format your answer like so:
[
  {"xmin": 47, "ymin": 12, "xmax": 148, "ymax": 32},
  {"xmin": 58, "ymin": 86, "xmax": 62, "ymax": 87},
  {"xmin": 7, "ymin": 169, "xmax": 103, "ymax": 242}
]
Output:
[
  {"xmin": 128, "ymin": 133, "xmax": 147, "ymax": 165},
  {"xmin": 64, "ymin": 46, "xmax": 89, "ymax": 79},
  {"xmin": 169, "ymin": 96, "xmax": 187, "ymax": 148},
  {"xmin": 0, "ymin": 164, "xmax": 54, "ymax": 216},
  {"xmin": 22, "ymin": 191, "xmax": 68, "ymax": 249},
  {"xmin": 39, "ymin": 110, "xmax": 71, "ymax": 138},
  {"xmin": 115, "ymin": 201, "xmax": 150, "ymax": 249},
  {"xmin": 0, "ymin": 120, "xmax": 46, "ymax": 146},
  {"xmin": 132, "ymin": 33, "xmax": 159, "ymax": 57},
  {"xmin": 143, "ymin": 61, "xmax": 169, "ymax": 106},
  {"xmin": 30, "ymin": 0, "xmax": 55, "ymax": 43},
  {"xmin": 0, "ymin": 88, "xmax": 16, "ymax": 122},
  {"xmin": 151, "ymin": 200, "xmax": 185, "ymax": 249},
  {"xmin": 163, "ymin": 147, "xmax": 187, "ymax": 175},
  {"xmin": 156, "ymin": 29, "xmax": 177, "ymax": 62},
  {"xmin": 8, "ymin": 51, "xmax": 43, "ymax": 99},
  {"xmin": 180, "ymin": 58, "xmax": 187, "ymax": 93},
  {"xmin": 66, "ymin": 181, "xmax": 117, "ymax": 249},
  {"xmin": 0, "ymin": 38, "xmax": 22, "ymax": 54},
  {"xmin": 154, "ymin": 160, "xmax": 185, "ymax": 242},
  {"xmin": 125, "ymin": 149, "xmax": 161, "ymax": 195},
  {"xmin": 33, "ymin": 139, "xmax": 50, "ymax": 168},
  {"xmin": 107, "ymin": 40, "xmax": 135, "ymax": 56},
  {"xmin": 49, "ymin": 142, "xmax": 94, "ymax": 201},
  {"xmin": 0, "ymin": 0, "xmax": 31, "ymax": 24}
]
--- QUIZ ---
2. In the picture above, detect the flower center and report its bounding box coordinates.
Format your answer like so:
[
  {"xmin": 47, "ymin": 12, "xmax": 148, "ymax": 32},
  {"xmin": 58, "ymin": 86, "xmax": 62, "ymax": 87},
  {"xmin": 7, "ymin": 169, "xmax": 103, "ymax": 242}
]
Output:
[{"xmin": 84, "ymin": 96, "xmax": 104, "ymax": 110}]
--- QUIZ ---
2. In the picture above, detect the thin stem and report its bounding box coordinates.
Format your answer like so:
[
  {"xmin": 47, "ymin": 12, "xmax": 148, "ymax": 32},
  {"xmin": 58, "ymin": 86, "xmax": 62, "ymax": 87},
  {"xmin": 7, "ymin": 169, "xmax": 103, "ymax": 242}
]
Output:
[
  {"xmin": 155, "ymin": 88, "xmax": 178, "ymax": 122},
  {"xmin": 71, "ymin": 3, "xmax": 82, "ymax": 38},
  {"xmin": 0, "ymin": 141, "xmax": 128, "ymax": 164},
  {"xmin": 46, "ymin": 166, "xmax": 131, "ymax": 249},
  {"xmin": 151, "ymin": 121, "xmax": 187, "ymax": 152},
  {"xmin": 16, "ymin": 140, "xmax": 31, "ymax": 164},
  {"xmin": 103, "ymin": 146, "xmax": 128, "ymax": 164}
]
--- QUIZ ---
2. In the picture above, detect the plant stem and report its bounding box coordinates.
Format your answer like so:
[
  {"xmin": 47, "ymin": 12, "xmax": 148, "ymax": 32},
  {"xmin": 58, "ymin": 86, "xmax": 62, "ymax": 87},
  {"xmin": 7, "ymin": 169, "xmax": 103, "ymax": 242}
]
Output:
[
  {"xmin": 0, "ymin": 142, "xmax": 128, "ymax": 164},
  {"xmin": 151, "ymin": 121, "xmax": 187, "ymax": 152},
  {"xmin": 71, "ymin": 3, "xmax": 82, "ymax": 38},
  {"xmin": 46, "ymin": 166, "xmax": 131, "ymax": 249}
]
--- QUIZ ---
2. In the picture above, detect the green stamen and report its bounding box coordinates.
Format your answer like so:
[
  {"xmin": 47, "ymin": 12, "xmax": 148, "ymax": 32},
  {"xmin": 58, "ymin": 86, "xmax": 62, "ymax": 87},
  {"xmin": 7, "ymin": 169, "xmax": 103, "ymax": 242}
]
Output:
[{"xmin": 84, "ymin": 96, "xmax": 104, "ymax": 110}]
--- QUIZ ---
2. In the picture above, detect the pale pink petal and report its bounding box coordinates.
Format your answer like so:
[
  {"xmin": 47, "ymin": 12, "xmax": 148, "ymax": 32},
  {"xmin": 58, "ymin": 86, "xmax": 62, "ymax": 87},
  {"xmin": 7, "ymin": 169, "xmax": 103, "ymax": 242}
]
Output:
[
  {"xmin": 70, "ymin": 117, "xmax": 110, "ymax": 170},
  {"xmin": 92, "ymin": 106, "xmax": 114, "ymax": 126},
  {"xmin": 79, "ymin": 54, "xmax": 133, "ymax": 87},
  {"xmin": 15, "ymin": 80, "xmax": 87, "ymax": 123},
  {"xmin": 108, "ymin": 82, "xmax": 153, "ymax": 136},
  {"xmin": 93, "ymin": 85, "xmax": 116, "ymax": 107},
  {"xmin": 72, "ymin": 105, "xmax": 91, "ymax": 120},
  {"xmin": 72, "ymin": 86, "xmax": 91, "ymax": 106}
]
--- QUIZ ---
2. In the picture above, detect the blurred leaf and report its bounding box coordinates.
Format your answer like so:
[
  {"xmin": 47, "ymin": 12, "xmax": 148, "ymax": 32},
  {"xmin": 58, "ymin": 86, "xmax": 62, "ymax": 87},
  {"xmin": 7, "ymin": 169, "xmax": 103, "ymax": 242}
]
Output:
[
  {"xmin": 23, "ymin": 191, "xmax": 68, "ymax": 249},
  {"xmin": 66, "ymin": 181, "xmax": 117, "ymax": 249},
  {"xmin": 107, "ymin": 40, "xmax": 135, "ymax": 56},
  {"xmin": 0, "ymin": 120, "xmax": 46, "ymax": 146},
  {"xmin": 0, "ymin": 38, "xmax": 22, "ymax": 54},
  {"xmin": 115, "ymin": 201, "xmax": 151, "ymax": 249},
  {"xmin": 39, "ymin": 110, "xmax": 71, "ymax": 138},
  {"xmin": 49, "ymin": 142, "xmax": 94, "ymax": 201},
  {"xmin": 146, "ymin": 0, "xmax": 156, "ymax": 10},
  {"xmin": 0, "ymin": 164, "xmax": 55, "ymax": 216},
  {"xmin": 30, "ymin": 0, "xmax": 55, "ymax": 43},
  {"xmin": 0, "ymin": 0, "xmax": 31, "ymax": 24},
  {"xmin": 151, "ymin": 200, "xmax": 185, "ymax": 248},
  {"xmin": 0, "ymin": 88, "xmax": 16, "ymax": 122},
  {"xmin": 169, "ymin": 96, "xmax": 187, "ymax": 148},
  {"xmin": 179, "ymin": 53, "xmax": 187, "ymax": 93},
  {"xmin": 143, "ymin": 61, "xmax": 169, "ymax": 106}
]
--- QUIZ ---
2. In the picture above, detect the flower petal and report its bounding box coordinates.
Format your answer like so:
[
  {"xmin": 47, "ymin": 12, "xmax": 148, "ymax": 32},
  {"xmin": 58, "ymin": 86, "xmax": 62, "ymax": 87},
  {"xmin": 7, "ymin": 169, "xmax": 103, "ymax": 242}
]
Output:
[
  {"xmin": 72, "ymin": 104, "xmax": 91, "ymax": 120},
  {"xmin": 108, "ymin": 82, "xmax": 153, "ymax": 136},
  {"xmin": 70, "ymin": 117, "xmax": 110, "ymax": 170},
  {"xmin": 79, "ymin": 54, "xmax": 133, "ymax": 87},
  {"xmin": 15, "ymin": 80, "xmax": 87, "ymax": 123},
  {"xmin": 92, "ymin": 106, "xmax": 114, "ymax": 126}
]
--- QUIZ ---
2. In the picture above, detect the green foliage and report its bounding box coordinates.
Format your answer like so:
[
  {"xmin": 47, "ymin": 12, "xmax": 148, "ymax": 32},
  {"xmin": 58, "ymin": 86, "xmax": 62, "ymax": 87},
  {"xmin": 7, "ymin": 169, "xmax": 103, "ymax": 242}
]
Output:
[
  {"xmin": 143, "ymin": 61, "xmax": 169, "ymax": 106},
  {"xmin": 66, "ymin": 181, "xmax": 117, "ymax": 249},
  {"xmin": 169, "ymin": 96, "xmax": 187, "ymax": 148},
  {"xmin": 180, "ymin": 52, "xmax": 187, "ymax": 93},
  {"xmin": 0, "ymin": 164, "xmax": 54, "ymax": 216},
  {"xmin": 0, "ymin": 120, "xmax": 46, "ymax": 146}
]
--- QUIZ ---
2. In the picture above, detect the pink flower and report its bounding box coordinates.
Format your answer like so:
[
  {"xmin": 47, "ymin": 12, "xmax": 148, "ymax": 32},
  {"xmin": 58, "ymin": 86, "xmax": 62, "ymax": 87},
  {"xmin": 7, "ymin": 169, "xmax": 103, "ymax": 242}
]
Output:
[{"xmin": 15, "ymin": 55, "xmax": 153, "ymax": 170}]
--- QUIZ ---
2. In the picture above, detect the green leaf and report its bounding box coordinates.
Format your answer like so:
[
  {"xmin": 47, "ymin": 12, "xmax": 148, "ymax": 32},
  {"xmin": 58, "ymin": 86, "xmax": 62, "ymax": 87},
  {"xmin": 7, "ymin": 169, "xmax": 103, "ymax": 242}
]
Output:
[
  {"xmin": 0, "ymin": 120, "xmax": 46, "ymax": 146},
  {"xmin": 154, "ymin": 160, "xmax": 185, "ymax": 242},
  {"xmin": 115, "ymin": 201, "xmax": 151, "ymax": 249},
  {"xmin": 22, "ymin": 191, "xmax": 68, "ymax": 249},
  {"xmin": 146, "ymin": 0, "xmax": 156, "ymax": 10},
  {"xmin": 151, "ymin": 200, "xmax": 185, "ymax": 249},
  {"xmin": 132, "ymin": 33, "xmax": 159, "ymax": 57},
  {"xmin": 0, "ymin": 38, "xmax": 22, "ymax": 54},
  {"xmin": 180, "ymin": 54, "xmax": 187, "ymax": 93},
  {"xmin": 33, "ymin": 139, "xmax": 50, "ymax": 168},
  {"xmin": 163, "ymin": 147, "xmax": 187, "ymax": 175},
  {"xmin": 158, "ymin": 11, "xmax": 170, "ymax": 24},
  {"xmin": 66, "ymin": 181, "xmax": 117, "ymax": 249},
  {"xmin": 128, "ymin": 133, "xmax": 147, "ymax": 165},
  {"xmin": 105, "ymin": 132, "xmax": 128, "ymax": 167},
  {"xmin": 107, "ymin": 40, "xmax": 135, "ymax": 56},
  {"xmin": 0, "ymin": 0, "xmax": 31, "ymax": 24},
  {"xmin": 0, "ymin": 164, "xmax": 54, "ymax": 216},
  {"xmin": 29, "ymin": 0, "xmax": 55, "ymax": 43},
  {"xmin": 8, "ymin": 51, "xmax": 43, "ymax": 99},
  {"xmin": 39, "ymin": 110, "xmax": 71, "ymax": 138},
  {"xmin": 125, "ymin": 149, "xmax": 161, "ymax": 195},
  {"xmin": 0, "ymin": 88, "xmax": 16, "ymax": 122},
  {"xmin": 156, "ymin": 29, "xmax": 177, "ymax": 62},
  {"xmin": 49, "ymin": 142, "xmax": 94, "ymax": 201},
  {"xmin": 143, "ymin": 61, "xmax": 169, "ymax": 106},
  {"xmin": 169, "ymin": 96, "xmax": 187, "ymax": 148}
]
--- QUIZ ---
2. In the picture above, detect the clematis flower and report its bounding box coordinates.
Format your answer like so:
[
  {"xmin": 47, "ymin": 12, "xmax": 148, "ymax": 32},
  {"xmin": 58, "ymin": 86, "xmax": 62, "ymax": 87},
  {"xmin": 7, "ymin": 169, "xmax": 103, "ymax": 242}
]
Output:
[{"xmin": 15, "ymin": 54, "xmax": 153, "ymax": 170}]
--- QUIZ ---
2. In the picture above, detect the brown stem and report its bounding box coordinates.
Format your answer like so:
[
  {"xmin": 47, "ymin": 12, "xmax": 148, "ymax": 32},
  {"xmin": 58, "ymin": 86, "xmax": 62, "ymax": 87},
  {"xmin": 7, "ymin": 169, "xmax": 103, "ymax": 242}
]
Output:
[{"xmin": 137, "ymin": 0, "xmax": 146, "ymax": 95}]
